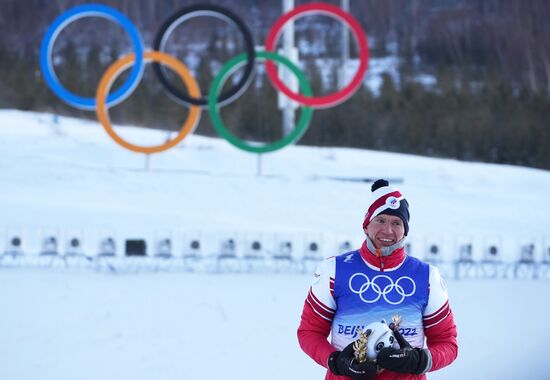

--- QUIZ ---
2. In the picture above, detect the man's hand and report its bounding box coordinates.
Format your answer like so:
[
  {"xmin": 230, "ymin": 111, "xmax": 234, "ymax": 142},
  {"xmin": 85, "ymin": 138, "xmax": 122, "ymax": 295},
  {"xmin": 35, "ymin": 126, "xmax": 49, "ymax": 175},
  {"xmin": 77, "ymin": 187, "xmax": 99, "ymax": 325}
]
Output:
[
  {"xmin": 328, "ymin": 341, "xmax": 377, "ymax": 380},
  {"xmin": 376, "ymin": 328, "xmax": 432, "ymax": 374}
]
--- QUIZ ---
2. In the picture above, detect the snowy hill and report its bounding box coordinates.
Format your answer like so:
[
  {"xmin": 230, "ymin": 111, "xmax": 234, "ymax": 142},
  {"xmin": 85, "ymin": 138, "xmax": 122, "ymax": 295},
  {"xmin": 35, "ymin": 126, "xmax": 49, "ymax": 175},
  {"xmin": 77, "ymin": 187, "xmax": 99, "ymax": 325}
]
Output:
[
  {"xmin": 1, "ymin": 110, "xmax": 550, "ymax": 261},
  {"xmin": 1, "ymin": 110, "xmax": 549, "ymax": 380}
]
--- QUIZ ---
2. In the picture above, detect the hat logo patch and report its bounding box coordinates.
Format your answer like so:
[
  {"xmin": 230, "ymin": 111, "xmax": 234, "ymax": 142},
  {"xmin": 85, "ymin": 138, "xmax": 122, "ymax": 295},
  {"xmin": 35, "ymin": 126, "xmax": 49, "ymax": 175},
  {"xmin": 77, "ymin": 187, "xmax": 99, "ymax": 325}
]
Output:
[{"xmin": 386, "ymin": 196, "xmax": 400, "ymax": 209}]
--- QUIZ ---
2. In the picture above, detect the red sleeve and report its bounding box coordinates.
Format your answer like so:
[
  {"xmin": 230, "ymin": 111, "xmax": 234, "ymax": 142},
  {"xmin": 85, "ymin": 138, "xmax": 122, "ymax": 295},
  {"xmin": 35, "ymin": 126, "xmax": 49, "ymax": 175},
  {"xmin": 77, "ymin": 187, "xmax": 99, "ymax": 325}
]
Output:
[
  {"xmin": 297, "ymin": 298, "xmax": 337, "ymax": 368},
  {"xmin": 424, "ymin": 307, "xmax": 458, "ymax": 371}
]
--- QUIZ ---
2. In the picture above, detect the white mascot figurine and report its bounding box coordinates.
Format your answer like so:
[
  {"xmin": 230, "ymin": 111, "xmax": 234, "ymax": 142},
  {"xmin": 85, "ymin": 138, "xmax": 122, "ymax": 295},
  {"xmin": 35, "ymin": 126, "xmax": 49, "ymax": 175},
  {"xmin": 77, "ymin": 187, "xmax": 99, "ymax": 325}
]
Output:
[
  {"xmin": 353, "ymin": 319, "xmax": 401, "ymax": 363},
  {"xmin": 364, "ymin": 320, "xmax": 399, "ymax": 361}
]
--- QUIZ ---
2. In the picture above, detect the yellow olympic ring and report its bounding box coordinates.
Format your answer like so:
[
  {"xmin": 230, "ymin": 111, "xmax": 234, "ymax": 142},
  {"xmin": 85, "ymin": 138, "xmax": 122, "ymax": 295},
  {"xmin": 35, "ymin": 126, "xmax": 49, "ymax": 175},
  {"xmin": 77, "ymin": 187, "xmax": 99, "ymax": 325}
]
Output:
[{"xmin": 95, "ymin": 51, "xmax": 202, "ymax": 154}]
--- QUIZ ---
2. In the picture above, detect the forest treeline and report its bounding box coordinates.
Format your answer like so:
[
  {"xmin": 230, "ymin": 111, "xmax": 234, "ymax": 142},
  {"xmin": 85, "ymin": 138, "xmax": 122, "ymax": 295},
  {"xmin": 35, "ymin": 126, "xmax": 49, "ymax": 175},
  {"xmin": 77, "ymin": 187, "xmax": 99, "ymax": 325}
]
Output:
[{"xmin": 1, "ymin": 0, "xmax": 549, "ymax": 169}]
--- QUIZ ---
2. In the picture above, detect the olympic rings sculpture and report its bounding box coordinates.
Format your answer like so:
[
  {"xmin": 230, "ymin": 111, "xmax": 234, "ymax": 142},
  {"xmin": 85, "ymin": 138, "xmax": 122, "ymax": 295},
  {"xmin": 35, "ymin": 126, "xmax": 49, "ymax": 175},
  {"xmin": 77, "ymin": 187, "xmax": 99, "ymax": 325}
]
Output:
[
  {"xmin": 349, "ymin": 273, "xmax": 416, "ymax": 305},
  {"xmin": 40, "ymin": 3, "xmax": 369, "ymax": 154}
]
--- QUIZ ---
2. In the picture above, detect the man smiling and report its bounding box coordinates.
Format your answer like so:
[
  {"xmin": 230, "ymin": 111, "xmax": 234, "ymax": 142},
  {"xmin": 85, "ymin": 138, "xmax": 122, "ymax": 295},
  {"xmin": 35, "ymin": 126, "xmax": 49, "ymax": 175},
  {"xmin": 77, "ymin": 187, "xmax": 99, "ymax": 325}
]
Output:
[{"xmin": 297, "ymin": 179, "xmax": 458, "ymax": 380}]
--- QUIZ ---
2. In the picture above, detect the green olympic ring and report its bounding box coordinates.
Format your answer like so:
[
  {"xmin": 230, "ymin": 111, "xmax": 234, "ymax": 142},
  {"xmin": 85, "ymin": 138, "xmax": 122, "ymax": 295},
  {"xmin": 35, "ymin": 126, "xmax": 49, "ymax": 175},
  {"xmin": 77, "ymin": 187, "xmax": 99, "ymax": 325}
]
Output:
[{"xmin": 208, "ymin": 51, "xmax": 313, "ymax": 154}]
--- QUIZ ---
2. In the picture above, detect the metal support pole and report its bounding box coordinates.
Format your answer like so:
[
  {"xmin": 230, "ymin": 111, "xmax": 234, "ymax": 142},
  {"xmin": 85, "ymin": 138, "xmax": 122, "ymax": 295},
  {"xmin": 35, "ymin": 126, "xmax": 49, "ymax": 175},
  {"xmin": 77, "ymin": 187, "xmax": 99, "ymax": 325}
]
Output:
[
  {"xmin": 257, "ymin": 154, "xmax": 263, "ymax": 176},
  {"xmin": 280, "ymin": 0, "xmax": 297, "ymax": 137},
  {"xmin": 144, "ymin": 154, "xmax": 150, "ymax": 171},
  {"xmin": 338, "ymin": 0, "xmax": 350, "ymax": 89}
]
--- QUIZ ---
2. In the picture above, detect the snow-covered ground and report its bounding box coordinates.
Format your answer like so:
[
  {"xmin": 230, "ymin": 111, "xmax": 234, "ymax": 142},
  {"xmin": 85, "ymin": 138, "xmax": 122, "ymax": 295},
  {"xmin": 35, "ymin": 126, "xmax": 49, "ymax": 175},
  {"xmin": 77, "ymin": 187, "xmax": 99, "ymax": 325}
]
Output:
[
  {"xmin": 1, "ymin": 110, "xmax": 549, "ymax": 380},
  {"xmin": 2, "ymin": 110, "xmax": 550, "ymax": 260},
  {"xmin": 1, "ymin": 271, "xmax": 548, "ymax": 380}
]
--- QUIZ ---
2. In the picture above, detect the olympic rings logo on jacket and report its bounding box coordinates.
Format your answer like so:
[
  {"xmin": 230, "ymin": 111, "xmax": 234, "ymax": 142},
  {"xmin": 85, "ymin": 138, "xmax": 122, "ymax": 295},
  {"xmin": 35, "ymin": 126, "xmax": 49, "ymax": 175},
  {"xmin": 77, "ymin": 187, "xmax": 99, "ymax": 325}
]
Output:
[
  {"xmin": 349, "ymin": 273, "xmax": 416, "ymax": 305},
  {"xmin": 40, "ymin": 3, "xmax": 370, "ymax": 154}
]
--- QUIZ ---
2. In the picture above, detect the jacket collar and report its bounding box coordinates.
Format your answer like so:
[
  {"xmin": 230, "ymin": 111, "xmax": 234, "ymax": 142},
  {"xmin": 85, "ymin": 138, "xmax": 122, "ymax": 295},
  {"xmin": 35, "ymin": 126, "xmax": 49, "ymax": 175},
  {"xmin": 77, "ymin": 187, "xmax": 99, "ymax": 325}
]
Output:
[{"xmin": 359, "ymin": 237, "xmax": 406, "ymax": 271}]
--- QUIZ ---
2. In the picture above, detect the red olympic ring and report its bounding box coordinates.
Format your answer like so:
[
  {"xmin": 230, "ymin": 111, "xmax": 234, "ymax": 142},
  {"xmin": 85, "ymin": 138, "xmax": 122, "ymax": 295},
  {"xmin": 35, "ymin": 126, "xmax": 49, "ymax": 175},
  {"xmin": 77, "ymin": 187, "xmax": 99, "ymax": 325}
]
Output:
[{"xmin": 265, "ymin": 2, "xmax": 370, "ymax": 108}]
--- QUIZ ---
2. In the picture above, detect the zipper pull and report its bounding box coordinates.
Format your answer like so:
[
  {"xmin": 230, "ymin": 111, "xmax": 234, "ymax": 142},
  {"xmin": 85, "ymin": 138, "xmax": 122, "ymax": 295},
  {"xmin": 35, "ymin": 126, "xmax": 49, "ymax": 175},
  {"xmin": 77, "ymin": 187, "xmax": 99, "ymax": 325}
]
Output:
[{"xmin": 375, "ymin": 248, "xmax": 384, "ymax": 271}]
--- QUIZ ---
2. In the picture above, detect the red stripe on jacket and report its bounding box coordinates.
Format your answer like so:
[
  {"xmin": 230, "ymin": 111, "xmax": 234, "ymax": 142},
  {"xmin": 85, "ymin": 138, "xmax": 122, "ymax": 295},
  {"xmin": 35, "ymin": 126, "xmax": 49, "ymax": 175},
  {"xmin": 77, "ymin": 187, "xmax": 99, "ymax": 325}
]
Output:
[
  {"xmin": 307, "ymin": 289, "xmax": 335, "ymax": 321},
  {"xmin": 423, "ymin": 300, "xmax": 450, "ymax": 328}
]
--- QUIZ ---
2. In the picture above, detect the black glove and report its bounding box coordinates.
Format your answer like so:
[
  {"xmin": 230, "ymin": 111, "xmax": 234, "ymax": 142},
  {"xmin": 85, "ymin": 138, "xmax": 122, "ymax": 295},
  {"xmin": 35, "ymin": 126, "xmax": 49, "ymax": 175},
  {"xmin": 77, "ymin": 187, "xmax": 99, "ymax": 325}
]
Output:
[
  {"xmin": 376, "ymin": 328, "xmax": 431, "ymax": 374},
  {"xmin": 328, "ymin": 341, "xmax": 377, "ymax": 380}
]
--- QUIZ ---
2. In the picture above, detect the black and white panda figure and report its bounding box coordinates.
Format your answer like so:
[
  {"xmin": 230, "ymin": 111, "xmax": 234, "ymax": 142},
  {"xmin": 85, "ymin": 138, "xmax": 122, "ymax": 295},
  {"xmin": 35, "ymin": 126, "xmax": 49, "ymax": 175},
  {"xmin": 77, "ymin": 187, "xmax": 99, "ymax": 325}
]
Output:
[
  {"xmin": 365, "ymin": 320, "xmax": 400, "ymax": 361},
  {"xmin": 354, "ymin": 319, "xmax": 401, "ymax": 363}
]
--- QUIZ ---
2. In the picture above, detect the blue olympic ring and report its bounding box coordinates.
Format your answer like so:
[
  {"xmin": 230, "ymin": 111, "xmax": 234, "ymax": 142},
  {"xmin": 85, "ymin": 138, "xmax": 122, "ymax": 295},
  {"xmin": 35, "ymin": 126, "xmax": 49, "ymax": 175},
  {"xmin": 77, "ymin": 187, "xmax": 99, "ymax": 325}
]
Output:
[{"xmin": 39, "ymin": 3, "xmax": 145, "ymax": 110}]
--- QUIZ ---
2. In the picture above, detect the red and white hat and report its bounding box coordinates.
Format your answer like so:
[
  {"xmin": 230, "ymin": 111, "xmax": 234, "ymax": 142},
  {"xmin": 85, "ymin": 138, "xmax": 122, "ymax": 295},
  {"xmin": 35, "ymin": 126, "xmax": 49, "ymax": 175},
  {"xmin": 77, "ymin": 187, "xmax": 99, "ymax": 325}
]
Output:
[{"xmin": 363, "ymin": 179, "xmax": 410, "ymax": 235}]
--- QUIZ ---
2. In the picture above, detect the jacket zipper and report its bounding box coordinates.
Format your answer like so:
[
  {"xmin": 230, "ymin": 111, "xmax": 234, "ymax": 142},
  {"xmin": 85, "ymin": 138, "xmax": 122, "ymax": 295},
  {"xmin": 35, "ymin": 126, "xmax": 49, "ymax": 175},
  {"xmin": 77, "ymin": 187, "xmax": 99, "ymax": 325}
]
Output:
[{"xmin": 376, "ymin": 248, "xmax": 385, "ymax": 272}]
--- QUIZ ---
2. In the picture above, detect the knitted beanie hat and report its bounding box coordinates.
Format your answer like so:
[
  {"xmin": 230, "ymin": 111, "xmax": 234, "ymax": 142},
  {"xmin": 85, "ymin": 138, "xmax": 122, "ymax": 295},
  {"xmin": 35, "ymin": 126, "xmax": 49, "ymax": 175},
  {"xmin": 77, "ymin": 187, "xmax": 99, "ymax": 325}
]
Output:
[{"xmin": 362, "ymin": 179, "xmax": 410, "ymax": 235}]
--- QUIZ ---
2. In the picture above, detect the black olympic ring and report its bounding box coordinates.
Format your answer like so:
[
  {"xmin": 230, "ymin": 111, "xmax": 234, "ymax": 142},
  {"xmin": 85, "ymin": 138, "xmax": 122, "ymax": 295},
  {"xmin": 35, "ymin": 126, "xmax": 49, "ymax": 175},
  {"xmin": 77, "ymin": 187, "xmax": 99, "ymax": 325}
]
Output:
[{"xmin": 152, "ymin": 4, "xmax": 256, "ymax": 107}]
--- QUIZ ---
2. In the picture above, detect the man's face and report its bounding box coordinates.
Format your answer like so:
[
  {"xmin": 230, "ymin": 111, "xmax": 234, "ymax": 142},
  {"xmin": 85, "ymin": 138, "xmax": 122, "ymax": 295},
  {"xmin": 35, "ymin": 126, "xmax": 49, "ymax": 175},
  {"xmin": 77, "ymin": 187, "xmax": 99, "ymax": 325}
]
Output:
[{"xmin": 364, "ymin": 214, "xmax": 405, "ymax": 249}]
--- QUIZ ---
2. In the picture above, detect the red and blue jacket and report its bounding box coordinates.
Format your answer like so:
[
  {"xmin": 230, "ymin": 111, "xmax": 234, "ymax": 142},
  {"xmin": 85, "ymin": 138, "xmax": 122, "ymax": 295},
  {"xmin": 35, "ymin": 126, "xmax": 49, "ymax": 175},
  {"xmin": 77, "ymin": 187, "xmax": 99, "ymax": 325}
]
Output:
[{"xmin": 297, "ymin": 241, "xmax": 458, "ymax": 380}]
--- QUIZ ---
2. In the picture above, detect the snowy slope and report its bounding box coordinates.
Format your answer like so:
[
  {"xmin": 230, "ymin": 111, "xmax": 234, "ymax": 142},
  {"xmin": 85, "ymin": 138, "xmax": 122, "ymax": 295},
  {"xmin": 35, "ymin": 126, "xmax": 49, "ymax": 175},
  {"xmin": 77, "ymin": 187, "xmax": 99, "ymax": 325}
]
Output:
[
  {"xmin": 1, "ymin": 110, "xmax": 550, "ymax": 380},
  {"xmin": 2, "ymin": 110, "xmax": 550, "ymax": 261}
]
